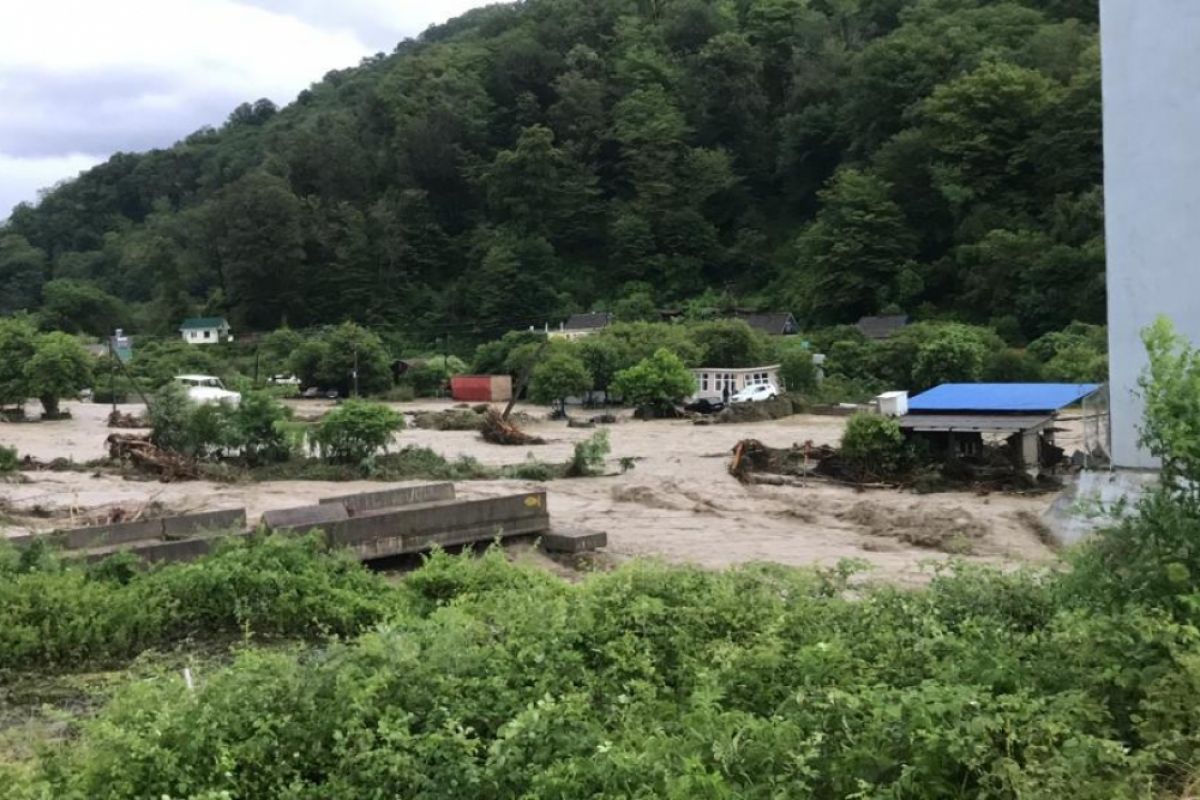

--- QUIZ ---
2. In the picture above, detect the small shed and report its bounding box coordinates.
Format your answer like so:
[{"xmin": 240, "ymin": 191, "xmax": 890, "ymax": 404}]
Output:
[
  {"xmin": 856, "ymin": 314, "xmax": 909, "ymax": 340},
  {"xmin": 451, "ymin": 375, "xmax": 513, "ymax": 403},
  {"xmin": 180, "ymin": 317, "xmax": 231, "ymax": 345},
  {"xmin": 899, "ymin": 383, "xmax": 1104, "ymax": 473}
]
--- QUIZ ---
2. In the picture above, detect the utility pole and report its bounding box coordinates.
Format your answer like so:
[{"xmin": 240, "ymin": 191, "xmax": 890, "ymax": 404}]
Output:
[{"xmin": 109, "ymin": 336, "xmax": 117, "ymax": 416}]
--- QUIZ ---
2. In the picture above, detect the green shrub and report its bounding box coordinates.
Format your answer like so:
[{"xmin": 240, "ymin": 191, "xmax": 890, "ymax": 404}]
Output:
[
  {"xmin": 230, "ymin": 391, "xmax": 292, "ymax": 465},
  {"xmin": 147, "ymin": 380, "xmax": 196, "ymax": 453},
  {"xmin": 0, "ymin": 535, "xmax": 391, "ymax": 671},
  {"xmin": 567, "ymin": 429, "xmax": 610, "ymax": 477},
  {"xmin": 840, "ymin": 413, "xmax": 906, "ymax": 477},
  {"xmin": 312, "ymin": 400, "xmax": 404, "ymax": 463},
  {"xmin": 0, "ymin": 444, "xmax": 19, "ymax": 473}
]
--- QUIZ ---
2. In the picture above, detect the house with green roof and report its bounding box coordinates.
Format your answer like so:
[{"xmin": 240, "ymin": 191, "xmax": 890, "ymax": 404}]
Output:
[{"xmin": 180, "ymin": 317, "xmax": 231, "ymax": 345}]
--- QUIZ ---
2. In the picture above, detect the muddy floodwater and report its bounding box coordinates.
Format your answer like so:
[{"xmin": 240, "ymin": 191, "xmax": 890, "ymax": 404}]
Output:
[{"xmin": 0, "ymin": 399, "xmax": 1062, "ymax": 585}]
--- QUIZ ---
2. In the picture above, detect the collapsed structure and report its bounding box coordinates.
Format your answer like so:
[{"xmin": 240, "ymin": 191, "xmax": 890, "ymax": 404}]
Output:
[{"xmin": 897, "ymin": 383, "xmax": 1105, "ymax": 475}]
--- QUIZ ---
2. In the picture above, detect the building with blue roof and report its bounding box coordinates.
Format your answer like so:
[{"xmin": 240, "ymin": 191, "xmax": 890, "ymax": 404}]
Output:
[{"xmin": 897, "ymin": 382, "xmax": 1107, "ymax": 475}]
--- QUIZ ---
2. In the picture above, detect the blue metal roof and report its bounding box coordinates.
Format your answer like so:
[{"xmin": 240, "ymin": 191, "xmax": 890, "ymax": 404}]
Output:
[{"xmin": 908, "ymin": 383, "xmax": 1102, "ymax": 413}]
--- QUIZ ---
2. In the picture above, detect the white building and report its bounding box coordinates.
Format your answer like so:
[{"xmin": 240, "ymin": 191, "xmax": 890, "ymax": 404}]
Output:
[
  {"xmin": 1101, "ymin": 0, "xmax": 1200, "ymax": 467},
  {"xmin": 180, "ymin": 317, "xmax": 231, "ymax": 345},
  {"xmin": 691, "ymin": 365, "xmax": 781, "ymax": 403}
]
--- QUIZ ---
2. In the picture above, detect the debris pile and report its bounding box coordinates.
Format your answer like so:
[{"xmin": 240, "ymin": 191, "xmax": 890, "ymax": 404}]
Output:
[
  {"xmin": 107, "ymin": 409, "xmax": 148, "ymax": 428},
  {"xmin": 729, "ymin": 439, "xmax": 834, "ymax": 483},
  {"xmin": 106, "ymin": 433, "xmax": 198, "ymax": 481},
  {"xmin": 481, "ymin": 408, "xmax": 546, "ymax": 446}
]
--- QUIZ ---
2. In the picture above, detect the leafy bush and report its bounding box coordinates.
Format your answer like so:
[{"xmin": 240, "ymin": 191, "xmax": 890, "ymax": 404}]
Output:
[
  {"xmin": 404, "ymin": 355, "xmax": 468, "ymax": 397},
  {"xmin": 0, "ymin": 444, "xmax": 18, "ymax": 473},
  {"xmin": 0, "ymin": 535, "xmax": 391, "ymax": 671},
  {"xmin": 312, "ymin": 400, "xmax": 404, "ymax": 463},
  {"xmin": 8, "ymin": 547, "xmax": 1199, "ymax": 799},
  {"xmin": 611, "ymin": 348, "xmax": 696, "ymax": 411},
  {"xmin": 840, "ymin": 413, "xmax": 906, "ymax": 477},
  {"xmin": 567, "ymin": 429, "xmax": 610, "ymax": 477},
  {"xmin": 229, "ymin": 391, "xmax": 292, "ymax": 464},
  {"xmin": 147, "ymin": 380, "xmax": 195, "ymax": 453}
]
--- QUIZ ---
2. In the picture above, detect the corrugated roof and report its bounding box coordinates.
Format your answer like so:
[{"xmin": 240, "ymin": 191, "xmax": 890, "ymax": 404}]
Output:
[
  {"xmin": 899, "ymin": 413, "xmax": 1054, "ymax": 433},
  {"xmin": 908, "ymin": 383, "xmax": 1102, "ymax": 414},
  {"xmin": 180, "ymin": 317, "xmax": 228, "ymax": 330}
]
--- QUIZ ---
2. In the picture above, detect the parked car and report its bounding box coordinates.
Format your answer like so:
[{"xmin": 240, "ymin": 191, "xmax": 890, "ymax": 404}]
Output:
[
  {"xmin": 175, "ymin": 375, "xmax": 241, "ymax": 406},
  {"xmin": 684, "ymin": 398, "xmax": 726, "ymax": 415},
  {"xmin": 730, "ymin": 383, "xmax": 779, "ymax": 404},
  {"xmin": 269, "ymin": 374, "xmax": 301, "ymax": 386}
]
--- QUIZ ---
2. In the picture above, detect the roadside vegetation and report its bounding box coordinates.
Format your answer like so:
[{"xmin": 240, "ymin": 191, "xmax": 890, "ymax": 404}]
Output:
[{"xmin": 0, "ymin": 320, "xmax": 1197, "ymax": 798}]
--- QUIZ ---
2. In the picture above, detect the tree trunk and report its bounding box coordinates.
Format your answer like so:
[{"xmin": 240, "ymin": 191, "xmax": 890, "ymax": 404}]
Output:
[{"xmin": 40, "ymin": 394, "xmax": 60, "ymax": 419}]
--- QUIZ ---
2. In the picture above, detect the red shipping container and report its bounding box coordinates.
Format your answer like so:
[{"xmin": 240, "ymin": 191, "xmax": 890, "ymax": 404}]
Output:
[{"xmin": 451, "ymin": 375, "xmax": 512, "ymax": 402}]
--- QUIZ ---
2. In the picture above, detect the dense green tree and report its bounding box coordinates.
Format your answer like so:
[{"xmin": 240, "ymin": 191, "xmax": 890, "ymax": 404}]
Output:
[
  {"xmin": 0, "ymin": 316, "xmax": 38, "ymax": 408},
  {"xmin": 24, "ymin": 332, "xmax": 95, "ymax": 417},
  {"xmin": 611, "ymin": 348, "xmax": 696, "ymax": 411},
  {"xmin": 529, "ymin": 351, "xmax": 593, "ymax": 409},
  {"xmin": 38, "ymin": 280, "xmax": 128, "ymax": 336},
  {"xmin": 788, "ymin": 169, "xmax": 918, "ymax": 323},
  {"xmin": 0, "ymin": 234, "xmax": 47, "ymax": 314},
  {"xmin": 689, "ymin": 319, "xmax": 772, "ymax": 367},
  {"xmin": 911, "ymin": 326, "xmax": 987, "ymax": 390},
  {"xmin": 206, "ymin": 172, "xmax": 305, "ymax": 330}
]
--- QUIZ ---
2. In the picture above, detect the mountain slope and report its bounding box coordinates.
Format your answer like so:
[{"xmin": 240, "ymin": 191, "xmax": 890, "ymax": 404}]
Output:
[{"xmin": 0, "ymin": 0, "xmax": 1103, "ymax": 342}]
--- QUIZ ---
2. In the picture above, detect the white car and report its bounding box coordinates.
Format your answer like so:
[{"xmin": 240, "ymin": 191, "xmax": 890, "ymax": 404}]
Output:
[
  {"xmin": 175, "ymin": 375, "xmax": 241, "ymax": 406},
  {"xmin": 730, "ymin": 383, "xmax": 779, "ymax": 404}
]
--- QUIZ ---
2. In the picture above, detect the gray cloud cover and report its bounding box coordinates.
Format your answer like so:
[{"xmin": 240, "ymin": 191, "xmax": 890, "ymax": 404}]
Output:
[{"xmin": 0, "ymin": 0, "xmax": 487, "ymax": 221}]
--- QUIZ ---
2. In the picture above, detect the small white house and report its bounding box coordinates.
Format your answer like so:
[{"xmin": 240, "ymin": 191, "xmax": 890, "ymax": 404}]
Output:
[
  {"xmin": 690, "ymin": 364, "xmax": 781, "ymax": 403},
  {"xmin": 180, "ymin": 317, "xmax": 231, "ymax": 345}
]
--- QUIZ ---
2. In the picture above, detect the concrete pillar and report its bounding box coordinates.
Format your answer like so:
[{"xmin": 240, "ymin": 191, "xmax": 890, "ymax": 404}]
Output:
[{"xmin": 1102, "ymin": 0, "xmax": 1200, "ymax": 468}]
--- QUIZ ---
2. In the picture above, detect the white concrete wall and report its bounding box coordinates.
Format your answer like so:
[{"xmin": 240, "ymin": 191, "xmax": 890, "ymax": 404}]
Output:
[{"xmin": 1102, "ymin": 0, "xmax": 1200, "ymax": 468}]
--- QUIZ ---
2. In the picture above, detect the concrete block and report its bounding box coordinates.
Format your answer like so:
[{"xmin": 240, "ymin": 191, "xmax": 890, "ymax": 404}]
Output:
[
  {"xmin": 162, "ymin": 508, "xmax": 246, "ymax": 540},
  {"xmin": 327, "ymin": 492, "xmax": 551, "ymax": 559},
  {"xmin": 82, "ymin": 530, "xmax": 251, "ymax": 564},
  {"xmin": 540, "ymin": 528, "xmax": 607, "ymax": 553},
  {"xmin": 261, "ymin": 503, "xmax": 348, "ymax": 534},
  {"xmin": 53, "ymin": 518, "xmax": 164, "ymax": 550},
  {"xmin": 320, "ymin": 483, "xmax": 456, "ymax": 515}
]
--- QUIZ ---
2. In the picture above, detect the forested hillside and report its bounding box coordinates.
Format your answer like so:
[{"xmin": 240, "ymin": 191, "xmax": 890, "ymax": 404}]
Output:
[{"xmin": 0, "ymin": 0, "xmax": 1102, "ymax": 343}]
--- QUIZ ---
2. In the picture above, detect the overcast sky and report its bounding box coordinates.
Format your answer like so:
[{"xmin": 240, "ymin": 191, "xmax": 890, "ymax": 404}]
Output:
[{"xmin": 0, "ymin": 0, "xmax": 490, "ymax": 222}]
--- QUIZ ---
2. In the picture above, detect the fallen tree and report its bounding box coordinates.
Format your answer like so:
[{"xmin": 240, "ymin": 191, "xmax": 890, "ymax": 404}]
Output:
[
  {"xmin": 106, "ymin": 433, "xmax": 198, "ymax": 481},
  {"xmin": 481, "ymin": 408, "xmax": 546, "ymax": 446}
]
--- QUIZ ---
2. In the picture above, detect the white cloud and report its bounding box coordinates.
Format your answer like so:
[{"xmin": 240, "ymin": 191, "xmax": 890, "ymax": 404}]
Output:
[
  {"xmin": 0, "ymin": 0, "xmax": 490, "ymax": 222},
  {"xmin": 0, "ymin": 152, "xmax": 104, "ymax": 219}
]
